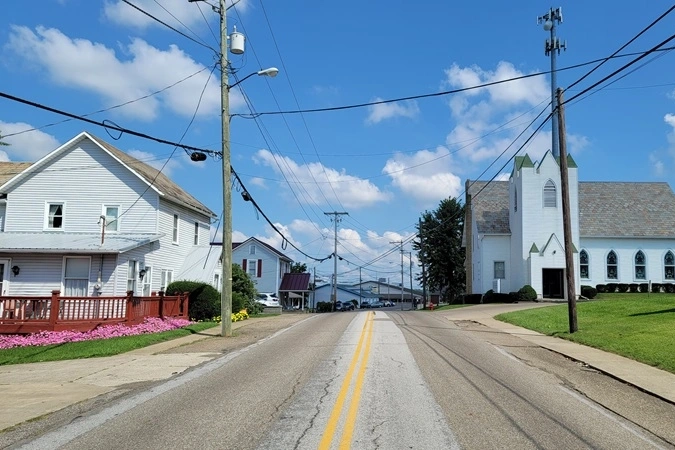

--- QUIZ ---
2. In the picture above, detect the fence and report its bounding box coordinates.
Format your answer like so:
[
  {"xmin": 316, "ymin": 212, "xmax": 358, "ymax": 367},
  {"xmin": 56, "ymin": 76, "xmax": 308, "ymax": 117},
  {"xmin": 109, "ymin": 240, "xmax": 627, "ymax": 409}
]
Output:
[{"xmin": 0, "ymin": 290, "xmax": 189, "ymax": 334}]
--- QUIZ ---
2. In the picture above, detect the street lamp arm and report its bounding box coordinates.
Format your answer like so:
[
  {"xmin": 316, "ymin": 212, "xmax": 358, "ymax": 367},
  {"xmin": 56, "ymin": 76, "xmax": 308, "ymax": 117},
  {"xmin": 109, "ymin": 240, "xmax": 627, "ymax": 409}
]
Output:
[{"xmin": 228, "ymin": 67, "xmax": 279, "ymax": 90}]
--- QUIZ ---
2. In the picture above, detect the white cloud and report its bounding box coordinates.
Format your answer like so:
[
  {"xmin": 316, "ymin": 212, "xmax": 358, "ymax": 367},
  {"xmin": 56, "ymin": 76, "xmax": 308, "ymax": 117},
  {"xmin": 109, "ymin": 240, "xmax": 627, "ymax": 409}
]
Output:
[
  {"xmin": 0, "ymin": 122, "xmax": 60, "ymax": 161},
  {"xmin": 649, "ymin": 153, "xmax": 664, "ymax": 176},
  {"xmin": 253, "ymin": 149, "xmax": 392, "ymax": 209},
  {"xmin": 382, "ymin": 147, "xmax": 462, "ymax": 203},
  {"xmin": 366, "ymin": 98, "xmax": 420, "ymax": 124},
  {"xmin": 249, "ymin": 177, "xmax": 267, "ymax": 188},
  {"xmin": 443, "ymin": 61, "xmax": 588, "ymax": 170},
  {"xmin": 103, "ymin": 0, "xmax": 250, "ymax": 29},
  {"xmin": 6, "ymin": 26, "xmax": 225, "ymax": 121}
]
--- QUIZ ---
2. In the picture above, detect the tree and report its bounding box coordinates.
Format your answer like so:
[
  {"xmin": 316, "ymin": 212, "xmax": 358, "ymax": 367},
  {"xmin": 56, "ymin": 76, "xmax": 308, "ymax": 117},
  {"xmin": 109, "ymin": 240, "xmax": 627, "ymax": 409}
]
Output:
[
  {"xmin": 413, "ymin": 197, "xmax": 465, "ymax": 303},
  {"xmin": 290, "ymin": 262, "xmax": 307, "ymax": 273},
  {"xmin": 232, "ymin": 263, "xmax": 256, "ymax": 300},
  {"xmin": 0, "ymin": 130, "xmax": 9, "ymax": 147}
]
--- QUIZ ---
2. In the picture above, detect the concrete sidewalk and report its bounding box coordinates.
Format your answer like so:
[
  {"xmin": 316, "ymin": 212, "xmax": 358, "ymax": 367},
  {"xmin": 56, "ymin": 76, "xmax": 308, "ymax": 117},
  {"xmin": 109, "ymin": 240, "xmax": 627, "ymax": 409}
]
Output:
[
  {"xmin": 440, "ymin": 302, "xmax": 675, "ymax": 404},
  {"xmin": 1, "ymin": 304, "xmax": 674, "ymax": 433}
]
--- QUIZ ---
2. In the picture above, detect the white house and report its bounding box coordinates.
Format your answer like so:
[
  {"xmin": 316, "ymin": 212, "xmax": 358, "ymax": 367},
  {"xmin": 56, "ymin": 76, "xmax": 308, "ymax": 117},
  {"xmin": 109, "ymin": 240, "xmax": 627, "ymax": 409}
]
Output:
[
  {"xmin": 464, "ymin": 151, "xmax": 675, "ymax": 299},
  {"xmin": 0, "ymin": 131, "xmax": 217, "ymax": 298},
  {"xmin": 232, "ymin": 237, "xmax": 292, "ymax": 295}
]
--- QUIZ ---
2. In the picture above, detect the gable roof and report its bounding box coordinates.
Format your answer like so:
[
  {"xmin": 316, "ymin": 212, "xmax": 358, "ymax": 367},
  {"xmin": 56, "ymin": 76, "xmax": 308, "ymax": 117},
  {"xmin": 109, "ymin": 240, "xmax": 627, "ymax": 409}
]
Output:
[
  {"xmin": 467, "ymin": 180, "xmax": 510, "ymax": 234},
  {"xmin": 0, "ymin": 132, "xmax": 215, "ymax": 218},
  {"xmin": 467, "ymin": 179, "xmax": 675, "ymax": 238},
  {"xmin": 279, "ymin": 273, "xmax": 311, "ymax": 292},
  {"xmin": 579, "ymin": 182, "xmax": 675, "ymax": 237},
  {"xmin": 232, "ymin": 237, "xmax": 293, "ymax": 262}
]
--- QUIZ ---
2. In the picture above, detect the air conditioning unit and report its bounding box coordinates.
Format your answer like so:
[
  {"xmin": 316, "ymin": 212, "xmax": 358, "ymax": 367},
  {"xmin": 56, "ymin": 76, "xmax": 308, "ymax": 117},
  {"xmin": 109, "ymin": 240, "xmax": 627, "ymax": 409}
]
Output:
[{"xmin": 492, "ymin": 278, "xmax": 501, "ymax": 293}]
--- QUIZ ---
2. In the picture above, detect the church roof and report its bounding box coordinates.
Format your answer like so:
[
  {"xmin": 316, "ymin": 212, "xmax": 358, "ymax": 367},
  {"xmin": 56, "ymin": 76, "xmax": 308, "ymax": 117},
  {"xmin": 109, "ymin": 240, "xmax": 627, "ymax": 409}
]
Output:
[
  {"xmin": 467, "ymin": 180, "xmax": 510, "ymax": 234},
  {"xmin": 579, "ymin": 182, "xmax": 675, "ymax": 237},
  {"xmin": 468, "ymin": 180, "xmax": 675, "ymax": 238}
]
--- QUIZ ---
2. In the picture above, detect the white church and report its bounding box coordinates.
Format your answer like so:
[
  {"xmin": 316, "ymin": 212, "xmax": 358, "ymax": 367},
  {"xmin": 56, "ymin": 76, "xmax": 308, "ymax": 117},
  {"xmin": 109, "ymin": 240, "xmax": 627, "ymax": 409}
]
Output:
[{"xmin": 463, "ymin": 151, "xmax": 675, "ymax": 299}]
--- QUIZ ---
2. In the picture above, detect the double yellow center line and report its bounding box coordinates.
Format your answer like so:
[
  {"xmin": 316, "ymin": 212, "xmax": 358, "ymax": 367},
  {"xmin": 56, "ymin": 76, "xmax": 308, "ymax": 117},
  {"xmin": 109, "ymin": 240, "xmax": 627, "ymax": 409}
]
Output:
[{"xmin": 319, "ymin": 311, "xmax": 375, "ymax": 450}]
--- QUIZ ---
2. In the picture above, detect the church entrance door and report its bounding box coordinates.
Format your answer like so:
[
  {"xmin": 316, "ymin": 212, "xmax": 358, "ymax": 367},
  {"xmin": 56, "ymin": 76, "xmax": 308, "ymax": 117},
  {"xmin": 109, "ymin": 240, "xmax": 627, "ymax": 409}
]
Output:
[{"xmin": 542, "ymin": 269, "xmax": 564, "ymax": 298}]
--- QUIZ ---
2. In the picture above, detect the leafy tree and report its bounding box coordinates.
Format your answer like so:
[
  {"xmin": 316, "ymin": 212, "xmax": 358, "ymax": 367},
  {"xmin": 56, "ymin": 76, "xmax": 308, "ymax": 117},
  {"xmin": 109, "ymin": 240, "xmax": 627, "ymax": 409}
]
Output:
[
  {"xmin": 290, "ymin": 262, "xmax": 307, "ymax": 273},
  {"xmin": 413, "ymin": 197, "xmax": 465, "ymax": 303},
  {"xmin": 232, "ymin": 263, "xmax": 256, "ymax": 302},
  {"xmin": 0, "ymin": 131, "xmax": 9, "ymax": 147}
]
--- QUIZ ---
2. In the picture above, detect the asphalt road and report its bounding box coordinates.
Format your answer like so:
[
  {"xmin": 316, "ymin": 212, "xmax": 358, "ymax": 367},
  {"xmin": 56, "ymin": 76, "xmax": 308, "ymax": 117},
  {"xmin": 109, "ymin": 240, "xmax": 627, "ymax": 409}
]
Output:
[{"xmin": 12, "ymin": 310, "xmax": 675, "ymax": 449}]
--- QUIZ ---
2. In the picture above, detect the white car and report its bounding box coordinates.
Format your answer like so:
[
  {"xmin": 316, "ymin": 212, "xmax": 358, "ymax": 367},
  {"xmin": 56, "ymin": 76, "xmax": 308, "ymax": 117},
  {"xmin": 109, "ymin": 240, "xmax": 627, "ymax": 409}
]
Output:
[{"xmin": 256, "ymin": 293, "xmax": 280, "ymax": 307}]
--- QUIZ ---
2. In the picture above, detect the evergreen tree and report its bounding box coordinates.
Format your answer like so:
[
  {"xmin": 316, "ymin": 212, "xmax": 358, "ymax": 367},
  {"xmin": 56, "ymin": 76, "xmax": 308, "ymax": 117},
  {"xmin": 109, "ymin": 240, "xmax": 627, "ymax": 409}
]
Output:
[{"xmin": 413, "ymin": 197, "xmax": 465, "ymax": 303}]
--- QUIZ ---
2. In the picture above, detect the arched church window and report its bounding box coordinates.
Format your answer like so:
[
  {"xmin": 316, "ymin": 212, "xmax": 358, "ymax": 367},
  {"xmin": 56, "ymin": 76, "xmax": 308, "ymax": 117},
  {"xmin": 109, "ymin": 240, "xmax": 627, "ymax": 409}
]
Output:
[
  {"xmin": 580, "ymin": 250, "xmax": 589, "ymax": 279},
  {"xmin": 665, "ymin": 251, "xmax": 675, "ymax": 280},
  {"xmin": 606, "ymin": 251, "xmax": 618, "ymax": 280},
  {"xmin": 634, "ymin": 251, "xmax": 646, "ymax": 280},
  {"xmin": 543, "ymin": 180, "xmax": 557, "ymax": 207}
]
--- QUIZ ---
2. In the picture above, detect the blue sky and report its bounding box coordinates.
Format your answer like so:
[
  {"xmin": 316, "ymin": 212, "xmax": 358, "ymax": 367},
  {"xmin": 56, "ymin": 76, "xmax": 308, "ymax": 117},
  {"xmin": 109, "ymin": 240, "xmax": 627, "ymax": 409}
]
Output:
[{"xmin": 2, "ymin": 1, "xmax": 675, "ymax": 286}]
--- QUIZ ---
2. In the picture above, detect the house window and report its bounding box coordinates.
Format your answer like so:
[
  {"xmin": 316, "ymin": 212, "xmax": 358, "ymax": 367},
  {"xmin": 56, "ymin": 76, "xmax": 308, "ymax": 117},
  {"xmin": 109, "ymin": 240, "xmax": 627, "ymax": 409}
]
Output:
[
  {"xmin": 249, "ymin": 245, "xmax": 256, "ymax": 255},
  {"xmin": 127, "ymin": 261, "xmax": 138, "ymax": 293},
  {"xmin": 543, "ymin": 180, "xmax": 557, "ymax": 207},
  {"xmin": 634, "ymin": 251, "xmax": 646, "ymax": 280},
  {"xmin": 172, "ymin": 214, "xmax": 179, "ymax": 244},
  {"xmin": 247, "ymin": 259, "xmax": 257, "ymax": 278},
  {"xmin": 494, "ymin": 261, "xmax": 505, "ymax": 279},
  {"xmin": 194, "ymin": 222, "xmax": 199, "ymax": 245},
  {"xmin": 580, "ymin": 250, "xmax": 589, "ymax": 279},
  {"xmin": 142, "ymin": 266, "xmax": 152, "ymax": 296},
  {"xmin": 104, "ymin": 206, "xmax": 119, "ymax": 232},
  {"xmin": 606, "ymin": 251, "xmax": 618, "ymax": 280},
  {"xmin": 47, "ymin": 203, "xmax": 64, "ymax": 229},
  {"xmin": 161, "ymin": 269, "xmax": 174, "ymax": 291},
  {"xmin": 665, "ymin": 251, "xmax": 675, "ymax": 280},
  {"xmin": 64, "ymin": 257, "xmax": 90, "ymax": 296}
]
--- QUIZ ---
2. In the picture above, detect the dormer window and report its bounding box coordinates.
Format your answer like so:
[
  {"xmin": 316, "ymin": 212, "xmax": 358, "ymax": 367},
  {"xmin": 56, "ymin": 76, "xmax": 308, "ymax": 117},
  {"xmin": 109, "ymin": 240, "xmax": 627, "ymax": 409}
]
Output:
[{"xmin": 543, "ymin": 180, "xmax": 557, "ymax": 207}]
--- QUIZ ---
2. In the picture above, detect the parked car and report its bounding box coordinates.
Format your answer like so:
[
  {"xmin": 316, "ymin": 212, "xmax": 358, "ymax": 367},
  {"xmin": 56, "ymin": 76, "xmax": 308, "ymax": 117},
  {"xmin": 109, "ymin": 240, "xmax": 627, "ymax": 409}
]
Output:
[
  {"xmin": 335, "ymin": 301, "xmax": 355, "ymax": 311},
  {"xmin": 256, "ymin": 293, "xmax": 280, "ymax": 307},
  {"xmin": 370, "ymin": 301, "xmax": 384, "ymax": 308},
  {"xmin": 382, "ymin": 300, "xmax": 394, "ymax": 307},
  {"xmin": 360, "ymin": 300, "xmax": 371, "ymax": 309}
]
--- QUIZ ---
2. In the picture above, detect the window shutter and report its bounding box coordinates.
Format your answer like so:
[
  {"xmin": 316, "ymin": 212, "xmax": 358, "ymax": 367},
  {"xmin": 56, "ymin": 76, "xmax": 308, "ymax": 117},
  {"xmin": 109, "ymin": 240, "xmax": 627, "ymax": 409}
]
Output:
[
  {"xmin": 257, "ymin": 260, "xmax": 262, "ymax": 278},
  {"xmin": 242, "ymin": 259, "xmax": 247, "ymax": 272}
]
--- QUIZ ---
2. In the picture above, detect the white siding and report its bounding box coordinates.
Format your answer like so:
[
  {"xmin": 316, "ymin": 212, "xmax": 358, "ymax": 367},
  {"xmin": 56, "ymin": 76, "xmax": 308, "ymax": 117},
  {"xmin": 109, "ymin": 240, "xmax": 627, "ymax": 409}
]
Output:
[
  {"xmin": 0, "ymin": 203, "xmax": 5, "ymax": 231},
  {"xmin": 480, "ymin": 235, "xmax": 511, "ymax": 294},
  {"xmin": 232, "ymin": 242, "xmax": 283, "ymax": 294},
  {"xmin": 5, "ymin": 141, "xmax": 158, "ymax": 233},
  {"xmin": 580, "ymin": 238, "xmax": 675, "ymax": 287}
]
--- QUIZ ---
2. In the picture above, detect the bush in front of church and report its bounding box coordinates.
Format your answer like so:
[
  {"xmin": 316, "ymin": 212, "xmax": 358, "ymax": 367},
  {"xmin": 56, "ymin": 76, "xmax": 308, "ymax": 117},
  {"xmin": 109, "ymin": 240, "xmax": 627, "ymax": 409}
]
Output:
[
  {"xmin": 581, "ymin": 285, "xmax": 597, "ymax": 299},
  {"xmin": 518, "ymin": 285, "xmax": 537, "ymax": 302}
]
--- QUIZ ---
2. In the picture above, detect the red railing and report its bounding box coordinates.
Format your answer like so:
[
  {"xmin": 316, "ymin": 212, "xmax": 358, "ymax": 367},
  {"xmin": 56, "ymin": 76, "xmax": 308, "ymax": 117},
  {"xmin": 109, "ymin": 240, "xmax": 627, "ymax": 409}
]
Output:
[{"xmin": 0, "ymin": 290, "xmax": 189, "ymax": 334}]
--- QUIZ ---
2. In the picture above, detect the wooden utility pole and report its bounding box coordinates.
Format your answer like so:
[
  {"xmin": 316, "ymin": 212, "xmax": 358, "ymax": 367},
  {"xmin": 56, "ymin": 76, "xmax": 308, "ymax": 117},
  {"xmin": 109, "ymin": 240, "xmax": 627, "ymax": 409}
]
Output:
[
  {"xmin": 324, "ymin": 211, "xmax": 348, "ymax": 311},
  {"xmin": 557, "ymin": 88, "xmax": 578, "ymax": 333},
  {"xmin": 419, "ymin": 218, "xmax": 428, "ymax": 309}
]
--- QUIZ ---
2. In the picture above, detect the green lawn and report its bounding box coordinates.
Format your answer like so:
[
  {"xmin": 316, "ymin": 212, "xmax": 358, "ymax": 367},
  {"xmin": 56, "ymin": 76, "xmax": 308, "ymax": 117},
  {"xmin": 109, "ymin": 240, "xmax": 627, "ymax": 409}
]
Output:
[
  {"xmin": 0, "ymin": 321, "xmax": 218, "ymax": 366},
  {"xmin": 495, "ymin": 293, "xmax": 675, "ymax": 374}
]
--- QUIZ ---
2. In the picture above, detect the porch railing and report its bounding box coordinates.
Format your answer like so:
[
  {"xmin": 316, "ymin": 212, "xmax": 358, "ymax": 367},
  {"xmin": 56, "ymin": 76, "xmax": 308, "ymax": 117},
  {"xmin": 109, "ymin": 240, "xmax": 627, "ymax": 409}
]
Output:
[{"xmin": 0, "ymin": 290, "xmax": 189, "ymax": 334}]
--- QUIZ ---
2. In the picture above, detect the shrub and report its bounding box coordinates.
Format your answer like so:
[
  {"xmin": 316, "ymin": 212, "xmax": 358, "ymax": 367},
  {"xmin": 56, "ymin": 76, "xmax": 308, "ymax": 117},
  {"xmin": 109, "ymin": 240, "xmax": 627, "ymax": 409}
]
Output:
[
  {"xmin": 166, "ymin": 281, "xmax": 220, "ymax": 321},
  {"xmin": 666, "ymin": 283, "xmax": 675, "ymax": 294},
  {"xmin": 581, "ymin": 285, "xmax": 597, "ymax": 299},
  {"xmin": 463, "ymin": 294, "xmax": 482, "ymax": 304},
  {"xmin": 316, "ymin": 301, "xmax": 333, "ymax": 313},
  {"xmin": 628, "ymin": 283, "xmax": 638, "ymax": 293},
  {"xmin": 617, "ymin": 283, "xmax": 629, "ymax": 293},
  {"xmin": 518, "ymin": 285, "xmax": 537, "ymax": 302},
  {"xmin": 244, "ymin": 297, "xmax": 264, "ymax": 315},
  {"xmin": 651, "ymin": 283, "xmax": 662, "ymax": 293},
  {"xmin": 508, "ymin": 292, "xmax": 520, "ymax": 303},
  {"xmin": 606, "ymin": 283, "xmax": 618, "ymax": 293},
  {"xmin": 596, "ymin": 284, "xmax": 606, "ymax": 293},
  {"xmin": 639, "ymin": 283, "xmax": 649, "ymax": 293},
  {"xmin": 482, "ymin": 289, "xmax": 494, "ymax": 304}
]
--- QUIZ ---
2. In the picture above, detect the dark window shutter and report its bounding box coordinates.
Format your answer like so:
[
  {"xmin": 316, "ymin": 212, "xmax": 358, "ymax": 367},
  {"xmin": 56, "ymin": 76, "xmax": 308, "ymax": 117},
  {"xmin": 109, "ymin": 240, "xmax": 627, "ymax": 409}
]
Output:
[
  {"xmin": 257, "ymin": 260, "xmax": 262, "ymax": 278},
  {"xmin": 242, "ymin": 259, "xmax": 247, "ymax": 272}
]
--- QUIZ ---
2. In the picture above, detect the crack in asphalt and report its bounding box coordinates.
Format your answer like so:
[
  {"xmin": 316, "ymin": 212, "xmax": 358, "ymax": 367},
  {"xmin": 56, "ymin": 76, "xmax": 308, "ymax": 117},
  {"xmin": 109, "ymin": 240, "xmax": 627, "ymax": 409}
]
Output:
[{"xmin": 292, "ymin": 372, "xmax": 340, "ymax": 450}]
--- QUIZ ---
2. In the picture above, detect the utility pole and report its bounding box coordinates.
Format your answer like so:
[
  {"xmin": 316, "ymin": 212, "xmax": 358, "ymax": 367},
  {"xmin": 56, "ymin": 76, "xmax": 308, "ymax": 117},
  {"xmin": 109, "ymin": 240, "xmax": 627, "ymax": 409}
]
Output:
[
  {"xmin": 219, "ymin": 0, "xmax": 232, "ymax": 337},
  {"xmin": 408, "ymin": 252, "xmax": 413, "ymax": 309},
  {"xmin": 390, "ymin": 240, "xmax": 404, "ymax": 310},
  {"xmin": 325, "ymin": 211, "xmax": 348, "ymax": 311},
  {"xmin": 538, "ymin": 7, "xmax": 565, "ymax": 158},
  {"xmin": 557, "ymin": 88, "xmax": 577, "ymax": 333},
  {"xmin": 359, "ymin": 266, "xmax": 362, "ymax": 307},
  {"xmin": 419, "ymin": 218, "xmax": 428, "ymax": 309}
]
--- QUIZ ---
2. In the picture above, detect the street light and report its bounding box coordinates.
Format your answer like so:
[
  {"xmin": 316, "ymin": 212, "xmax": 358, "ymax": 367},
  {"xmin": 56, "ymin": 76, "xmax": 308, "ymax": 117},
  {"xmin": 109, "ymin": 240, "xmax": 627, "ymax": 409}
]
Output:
[{"xmin": 218, "ymin": 0, "xmax": 277, "ymax": 337}]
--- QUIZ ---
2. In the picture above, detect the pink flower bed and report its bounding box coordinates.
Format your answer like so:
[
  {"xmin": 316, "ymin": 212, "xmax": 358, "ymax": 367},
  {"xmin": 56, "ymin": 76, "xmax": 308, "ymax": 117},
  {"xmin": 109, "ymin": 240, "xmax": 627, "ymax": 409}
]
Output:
[{"xmin": 0, "ymin": 317, "xmax": 194, "ymax": 350}]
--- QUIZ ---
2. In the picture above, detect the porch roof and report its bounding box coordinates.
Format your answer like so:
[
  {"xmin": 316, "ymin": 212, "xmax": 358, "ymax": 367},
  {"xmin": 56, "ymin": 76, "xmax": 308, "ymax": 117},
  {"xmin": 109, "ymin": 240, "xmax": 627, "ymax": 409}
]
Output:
[
  {"xmin": 0, "ymin": 232, "xmax": 163, "ymax": 254},
  {"xmin": 279, "ymin": 272, "xmax": 311, "ymax": 292}
]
